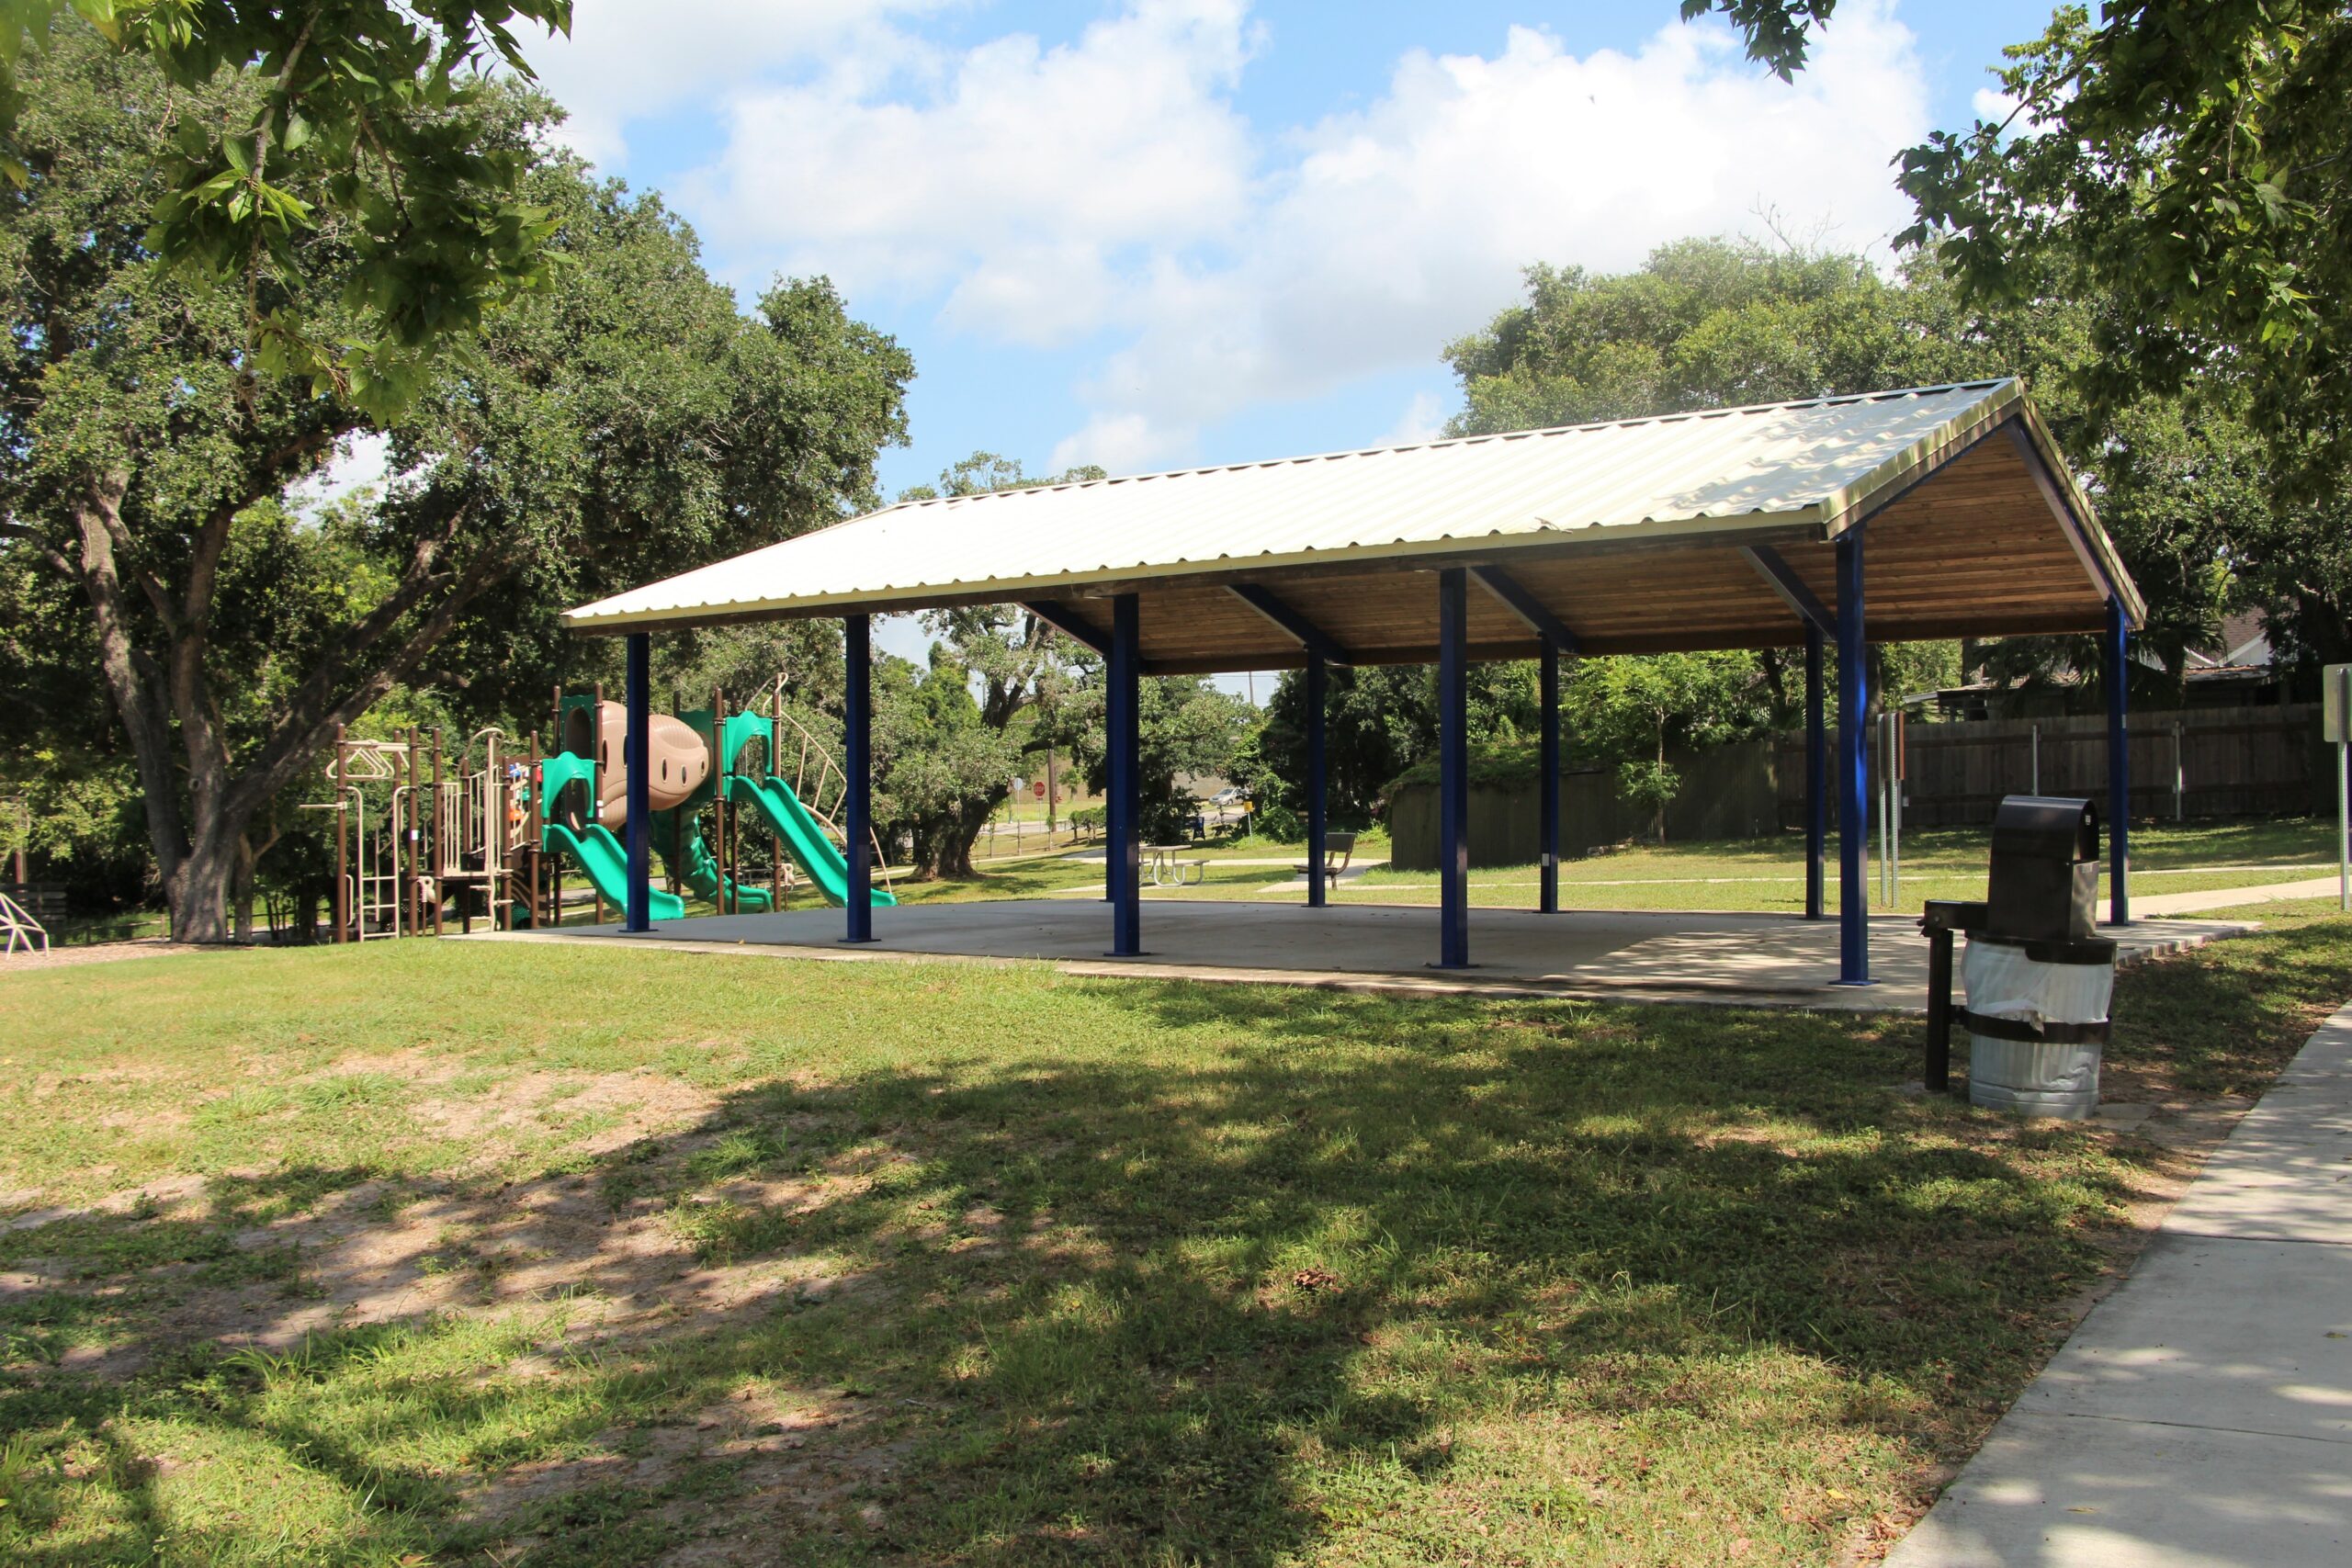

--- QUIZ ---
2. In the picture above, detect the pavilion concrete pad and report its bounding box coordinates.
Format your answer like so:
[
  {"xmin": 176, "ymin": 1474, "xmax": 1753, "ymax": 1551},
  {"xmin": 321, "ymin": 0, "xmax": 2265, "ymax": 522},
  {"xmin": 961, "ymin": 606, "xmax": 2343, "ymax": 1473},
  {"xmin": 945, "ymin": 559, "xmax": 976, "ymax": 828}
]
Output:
[
  {"xmin": 483, "ymin": 899, "xmax": 2247, "ymax": 1011},
  {"xmin": 1886, "ymin": 1007, "xmax": 2352, "ymax": 1567}
]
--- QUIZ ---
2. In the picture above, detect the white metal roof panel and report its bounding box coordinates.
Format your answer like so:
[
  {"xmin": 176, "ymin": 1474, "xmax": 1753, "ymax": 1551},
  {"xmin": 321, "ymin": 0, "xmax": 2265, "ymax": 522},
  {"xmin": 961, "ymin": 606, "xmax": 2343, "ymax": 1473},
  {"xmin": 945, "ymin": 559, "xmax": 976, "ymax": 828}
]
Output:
[{"xmin": 565, "ymin": 378, "xmax": 2036, "ymax": 630}]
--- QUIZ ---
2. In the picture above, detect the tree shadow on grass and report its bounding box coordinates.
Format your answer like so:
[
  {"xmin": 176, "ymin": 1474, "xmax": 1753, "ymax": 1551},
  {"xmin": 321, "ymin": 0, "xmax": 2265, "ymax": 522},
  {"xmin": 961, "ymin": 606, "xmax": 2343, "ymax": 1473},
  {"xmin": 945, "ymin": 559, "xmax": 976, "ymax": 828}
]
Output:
[{"xmin": 0, "ymin": 964, "xmax": 2239, "ymax": 1566}]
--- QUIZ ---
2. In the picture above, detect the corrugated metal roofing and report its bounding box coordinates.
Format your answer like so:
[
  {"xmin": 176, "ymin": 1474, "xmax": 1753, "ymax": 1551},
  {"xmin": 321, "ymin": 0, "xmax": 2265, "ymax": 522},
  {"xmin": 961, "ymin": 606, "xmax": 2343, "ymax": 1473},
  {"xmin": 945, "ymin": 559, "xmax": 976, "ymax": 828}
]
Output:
[{"xmin": 564, "ymin": 378, "xmax": 2102, "ymax": 631}]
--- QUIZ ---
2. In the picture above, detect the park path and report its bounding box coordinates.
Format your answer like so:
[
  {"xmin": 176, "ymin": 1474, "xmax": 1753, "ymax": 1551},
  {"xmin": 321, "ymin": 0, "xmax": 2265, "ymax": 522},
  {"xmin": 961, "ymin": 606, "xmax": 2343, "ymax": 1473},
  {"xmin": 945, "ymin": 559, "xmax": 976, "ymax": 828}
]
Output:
[
  {"xmin": 2127, "ymin": 874, "xmax": 2345, "ymax": 917},
  {"xmin": 1885, "ymin": 1002, "xmax": 2352, "ymax": 1567}
]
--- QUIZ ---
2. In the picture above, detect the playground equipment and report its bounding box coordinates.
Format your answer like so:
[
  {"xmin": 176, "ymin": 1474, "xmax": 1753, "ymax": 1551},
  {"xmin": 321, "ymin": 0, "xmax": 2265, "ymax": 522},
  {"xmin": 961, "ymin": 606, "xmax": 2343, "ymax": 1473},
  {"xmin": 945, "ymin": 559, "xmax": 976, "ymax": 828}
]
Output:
[
  {"xmin": 538, "ymin": 682, "xmax": 895, "ymax": 922},
  {"xmin": 309, "ymin": 680, "xmax": 892, "ymax": 941},
  {"xmin": 313, "ymin": 726, "xmax": 538, "ymax": 940},
  {"xmin": 0, "ymin": 888, "xmax": 47, "ymax": 954}
]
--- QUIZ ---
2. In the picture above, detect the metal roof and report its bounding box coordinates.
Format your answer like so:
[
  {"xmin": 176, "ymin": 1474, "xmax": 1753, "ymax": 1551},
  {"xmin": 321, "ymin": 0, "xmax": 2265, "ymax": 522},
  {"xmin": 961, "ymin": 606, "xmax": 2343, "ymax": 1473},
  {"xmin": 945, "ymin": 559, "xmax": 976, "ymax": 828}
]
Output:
[{"xmin": 565, "ymin": 378, "xmax": 2132, "ymax": 634}]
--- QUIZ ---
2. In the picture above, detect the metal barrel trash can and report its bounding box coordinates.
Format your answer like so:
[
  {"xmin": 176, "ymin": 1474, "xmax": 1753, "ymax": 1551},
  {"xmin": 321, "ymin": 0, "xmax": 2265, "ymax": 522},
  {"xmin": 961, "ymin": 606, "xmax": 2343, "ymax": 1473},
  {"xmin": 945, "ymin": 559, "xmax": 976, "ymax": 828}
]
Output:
[
  {"xmin": 1962, "ymin": 933, "xmax": 2116, "ymax": 1118},
  {"xmin": 1920, "ymin": 795, "xmax": 2120, "ymax": 1116}
]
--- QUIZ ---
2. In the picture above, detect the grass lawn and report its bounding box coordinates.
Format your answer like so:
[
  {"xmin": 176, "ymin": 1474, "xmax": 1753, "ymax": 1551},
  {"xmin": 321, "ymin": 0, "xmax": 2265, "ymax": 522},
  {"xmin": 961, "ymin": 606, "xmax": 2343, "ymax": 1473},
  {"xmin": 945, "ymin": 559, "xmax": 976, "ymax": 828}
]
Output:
[{"xmin": 3, "ymin": 909, "xmax": 2349, "ymax": 1565}]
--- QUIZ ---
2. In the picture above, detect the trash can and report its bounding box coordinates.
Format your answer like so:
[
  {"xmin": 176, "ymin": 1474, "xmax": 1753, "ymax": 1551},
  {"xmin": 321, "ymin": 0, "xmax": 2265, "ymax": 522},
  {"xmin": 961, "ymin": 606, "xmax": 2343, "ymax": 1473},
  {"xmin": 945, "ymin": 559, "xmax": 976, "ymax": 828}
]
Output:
[
  {"xmin": 1920, "ymin": 795, "xmax": 2120, "ymax": 1118},
  {"xmin": 1961, "ymin": 932, "xmax": 2115, "ymax": 1118}
]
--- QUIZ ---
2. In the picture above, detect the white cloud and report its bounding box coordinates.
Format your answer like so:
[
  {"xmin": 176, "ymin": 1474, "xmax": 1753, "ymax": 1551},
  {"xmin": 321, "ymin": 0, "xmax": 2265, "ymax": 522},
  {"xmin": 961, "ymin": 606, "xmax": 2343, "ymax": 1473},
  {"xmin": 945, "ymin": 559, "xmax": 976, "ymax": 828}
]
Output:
[
  {"xmin": 683, "ymin": 0, "xmax": 1259, "ymax": 343},
  {"xmin": 673, "ymin": 0, "xmax": 1931, "ymax": 470},
  {"xmin": 1381, "ymin": 390, "xmax": 1451, "ymax": 448},
  {"xmin": 526, "ymin": 0, "xmax": 950, "ymax": 169}
]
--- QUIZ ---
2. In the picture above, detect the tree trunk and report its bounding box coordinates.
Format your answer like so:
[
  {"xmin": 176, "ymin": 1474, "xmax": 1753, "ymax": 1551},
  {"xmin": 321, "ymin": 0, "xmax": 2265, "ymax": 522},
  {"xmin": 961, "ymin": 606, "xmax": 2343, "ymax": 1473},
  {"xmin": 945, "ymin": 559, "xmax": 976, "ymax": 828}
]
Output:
[
  {"xmin": 1758, "ymin": 647, "xmax": 1791, "ymax": 725},
  {"xmin": 939, "ymin": 786, "xmax": 1008, "ymax": 879},
  {"xmin": 232, "ymin": 835, "xmax": 257, "ymax": 943},
  {"xmin": 1654, "ymin": 717, "xmax": 1668, "ymax": 846},
  {"xmin": 167, "ymin": 824, "xmax": 244, "ymax": 943}
]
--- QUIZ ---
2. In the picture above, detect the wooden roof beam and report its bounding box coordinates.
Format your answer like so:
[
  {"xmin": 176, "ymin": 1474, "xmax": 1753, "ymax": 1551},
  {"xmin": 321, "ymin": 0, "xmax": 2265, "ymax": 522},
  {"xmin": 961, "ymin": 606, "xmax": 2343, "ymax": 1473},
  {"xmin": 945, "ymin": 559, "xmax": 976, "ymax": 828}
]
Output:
[
  {"xmin": 1739, "ymin": 545, "xmax": 1834, "ymax": 635},
  {"xmin": 1469, "ymin": 565, "xmax": 1580, "ymax": 653},
  {"xmin": 2002, "ymin": 421, "xmax": 2125, "ymax": 610},
  {"xmin": 1227, "ymin": 584, "xmax": 1355, "ymax": 665},
  {"xmin": 1022, "ymin": 602, "xmax": 1112, "ymax": 658}
]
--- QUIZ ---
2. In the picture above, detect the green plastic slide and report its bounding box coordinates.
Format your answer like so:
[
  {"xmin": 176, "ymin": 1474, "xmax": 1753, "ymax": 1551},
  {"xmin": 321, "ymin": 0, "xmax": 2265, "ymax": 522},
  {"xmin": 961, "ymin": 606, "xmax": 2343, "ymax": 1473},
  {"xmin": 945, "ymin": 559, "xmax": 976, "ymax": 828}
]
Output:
[
  {"xmin": 544, "ymin": 821, "xmax": 686, "ymax": 921},
  {"xmin": 663, "ymin": 811, "xmax": 775, "ymax": 912},
  {"xmin": 726, "ymin": 773, "xmax": 897, "ymax": 908}
]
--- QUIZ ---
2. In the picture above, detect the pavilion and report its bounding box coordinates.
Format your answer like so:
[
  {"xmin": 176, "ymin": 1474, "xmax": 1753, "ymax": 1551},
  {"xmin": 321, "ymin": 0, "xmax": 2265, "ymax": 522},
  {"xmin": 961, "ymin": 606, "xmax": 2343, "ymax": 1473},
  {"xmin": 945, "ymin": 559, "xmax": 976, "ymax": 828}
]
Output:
[{"xmin": 562, "ymin": 377, "xmax": 2144, "ymax": 984}]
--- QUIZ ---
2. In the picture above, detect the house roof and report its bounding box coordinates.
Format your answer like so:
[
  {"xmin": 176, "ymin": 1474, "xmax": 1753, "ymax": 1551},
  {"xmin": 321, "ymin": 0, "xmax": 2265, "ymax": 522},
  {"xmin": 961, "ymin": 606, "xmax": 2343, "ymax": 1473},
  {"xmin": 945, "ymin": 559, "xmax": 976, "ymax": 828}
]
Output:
[{"xmin": 565, "ymin": 378, "xmax": 2143, "ymax": 672}]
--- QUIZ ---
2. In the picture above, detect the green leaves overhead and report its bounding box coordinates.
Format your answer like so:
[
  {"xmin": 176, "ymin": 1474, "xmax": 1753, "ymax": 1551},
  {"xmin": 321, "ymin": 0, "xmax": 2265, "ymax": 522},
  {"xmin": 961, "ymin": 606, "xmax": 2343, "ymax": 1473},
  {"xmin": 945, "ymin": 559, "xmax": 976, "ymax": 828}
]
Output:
[
  {"xmin": 5, "ymin": 2, "xmax": 573, "ymax": 419},
  {"xmin": 1680, "ymin": 0, "xmax": 1839, "ymax": 81},
  {"xmin": 1697, "ymin": 0, "xmax": 2352, "ymax": 504},
  {"xmin": 1893, "ymin": 3, "xmax": 2352, "ymax": 479}
]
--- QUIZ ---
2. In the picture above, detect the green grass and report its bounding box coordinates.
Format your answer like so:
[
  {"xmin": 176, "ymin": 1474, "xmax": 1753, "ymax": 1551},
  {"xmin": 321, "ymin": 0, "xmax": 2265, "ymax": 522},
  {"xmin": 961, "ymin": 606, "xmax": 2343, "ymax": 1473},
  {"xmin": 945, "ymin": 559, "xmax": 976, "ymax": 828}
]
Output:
[{"xmin": 2, "ymin": 915, "xmax": 2347, "ymax": 1564}]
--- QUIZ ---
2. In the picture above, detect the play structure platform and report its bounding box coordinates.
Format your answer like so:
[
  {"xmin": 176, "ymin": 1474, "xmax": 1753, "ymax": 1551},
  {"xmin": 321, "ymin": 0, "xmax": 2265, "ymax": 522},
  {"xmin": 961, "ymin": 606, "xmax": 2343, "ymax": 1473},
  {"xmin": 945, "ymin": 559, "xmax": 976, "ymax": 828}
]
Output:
[{"xmin": 489, "ymin": 900, "xmax": 2251, "ymax": 1012}]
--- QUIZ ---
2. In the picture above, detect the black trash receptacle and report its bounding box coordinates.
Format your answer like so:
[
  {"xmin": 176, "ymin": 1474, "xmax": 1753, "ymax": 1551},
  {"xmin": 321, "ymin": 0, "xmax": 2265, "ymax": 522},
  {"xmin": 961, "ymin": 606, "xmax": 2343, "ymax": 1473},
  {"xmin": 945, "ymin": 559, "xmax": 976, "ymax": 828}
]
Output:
[{"xmin": 1921, "ymin": 795, "xmax": 2119, "ymax": 1117}]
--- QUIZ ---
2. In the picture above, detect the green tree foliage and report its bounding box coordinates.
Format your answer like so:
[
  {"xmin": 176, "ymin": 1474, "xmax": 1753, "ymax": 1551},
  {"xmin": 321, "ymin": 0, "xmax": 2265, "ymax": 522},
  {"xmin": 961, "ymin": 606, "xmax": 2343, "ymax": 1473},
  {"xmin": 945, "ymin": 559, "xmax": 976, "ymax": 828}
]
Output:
[
  {"xmin": 1694, "ymin": 0, "xmax": 2352, "ymax": 679},
  {"xmin": 0, "ymin": 32, "xmax": 911, "ymax": 939},
  {"xmin": 1567, "ymin": 652, "xmax": 1767, "ymax": 843},
  {"xmin": 2, "ymin": 1, "xmax": 574, "ymax": 418},
  {"xmin": 1254, "ymin": 662, "xmax": 1541, "ymax": 827},
  {"xmin": 872, "ymin": 645, "xmax": 1022, "ymax": 881},
  {"xmin": 1443, "ymin": 237, "xmax": 1982, "ymax": 434},
  {"xmin": 868, "ymin": 453, "xmax": 1108, "ymax": 878}
]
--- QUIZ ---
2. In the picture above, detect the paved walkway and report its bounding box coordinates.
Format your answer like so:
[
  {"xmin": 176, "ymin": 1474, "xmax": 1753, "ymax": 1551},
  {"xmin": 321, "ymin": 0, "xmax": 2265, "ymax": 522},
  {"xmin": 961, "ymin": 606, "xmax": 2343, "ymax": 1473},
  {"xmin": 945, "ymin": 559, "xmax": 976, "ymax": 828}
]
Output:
[
  {"xmin": 2127, "ymin": 874, "xmax": 2346, "ymax": 918},
  {"xmin": 1887, "ymin": 1003, "xmax": 2352, "ymax": 1567}
]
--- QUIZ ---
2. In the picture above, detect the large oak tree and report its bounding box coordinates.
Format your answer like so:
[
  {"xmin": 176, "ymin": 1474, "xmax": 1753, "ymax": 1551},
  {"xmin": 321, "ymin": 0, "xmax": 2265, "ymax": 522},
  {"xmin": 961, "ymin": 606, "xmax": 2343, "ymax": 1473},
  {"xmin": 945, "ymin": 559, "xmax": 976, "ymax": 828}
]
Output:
[{"xmin": 0, "ymin": 26, "xmax": 911, "ymax": 939}]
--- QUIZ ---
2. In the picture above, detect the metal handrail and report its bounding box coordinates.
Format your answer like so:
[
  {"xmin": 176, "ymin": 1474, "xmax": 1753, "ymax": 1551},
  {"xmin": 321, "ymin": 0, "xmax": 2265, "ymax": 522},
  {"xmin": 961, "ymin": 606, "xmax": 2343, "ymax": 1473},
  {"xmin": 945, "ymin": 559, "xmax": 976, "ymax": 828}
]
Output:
[{"xmin": 764, "ymin": 687, "xmax": 895, "ymax": 896}]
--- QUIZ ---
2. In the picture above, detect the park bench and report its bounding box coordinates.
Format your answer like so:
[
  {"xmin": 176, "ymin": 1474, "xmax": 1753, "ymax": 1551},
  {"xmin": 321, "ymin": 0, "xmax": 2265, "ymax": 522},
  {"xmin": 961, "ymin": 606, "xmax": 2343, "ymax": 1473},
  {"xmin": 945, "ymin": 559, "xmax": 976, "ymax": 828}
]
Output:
[{"xmin": 1295, "ymin": 831, "xmax": 1357, "ymax": 879}]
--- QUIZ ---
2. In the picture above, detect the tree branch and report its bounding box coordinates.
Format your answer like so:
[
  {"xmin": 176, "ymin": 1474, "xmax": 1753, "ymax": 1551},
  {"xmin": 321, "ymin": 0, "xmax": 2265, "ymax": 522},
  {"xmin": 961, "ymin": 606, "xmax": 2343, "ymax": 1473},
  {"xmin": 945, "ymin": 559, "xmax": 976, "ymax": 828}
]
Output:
[{"xmin": 224, "ymin": 528, "xmax": 520, "ymax": 823}]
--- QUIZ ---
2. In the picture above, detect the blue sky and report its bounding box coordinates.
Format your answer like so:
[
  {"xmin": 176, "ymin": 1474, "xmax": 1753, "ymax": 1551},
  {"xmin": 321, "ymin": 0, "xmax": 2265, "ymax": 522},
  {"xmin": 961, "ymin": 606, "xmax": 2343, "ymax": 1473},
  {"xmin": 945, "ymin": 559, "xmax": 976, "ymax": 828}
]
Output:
[{"xmin": 514, "ymin": 0, "xmax": 2062, "ymax": 674}]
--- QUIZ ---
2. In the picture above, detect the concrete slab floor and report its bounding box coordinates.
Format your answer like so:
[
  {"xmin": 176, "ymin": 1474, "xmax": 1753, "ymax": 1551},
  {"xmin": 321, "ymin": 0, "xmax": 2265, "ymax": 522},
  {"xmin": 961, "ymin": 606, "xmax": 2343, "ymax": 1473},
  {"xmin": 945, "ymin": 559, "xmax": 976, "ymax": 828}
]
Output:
[{"xmin": 475, "ymin": 898, "xmax": 2248, "ymax": 1011}]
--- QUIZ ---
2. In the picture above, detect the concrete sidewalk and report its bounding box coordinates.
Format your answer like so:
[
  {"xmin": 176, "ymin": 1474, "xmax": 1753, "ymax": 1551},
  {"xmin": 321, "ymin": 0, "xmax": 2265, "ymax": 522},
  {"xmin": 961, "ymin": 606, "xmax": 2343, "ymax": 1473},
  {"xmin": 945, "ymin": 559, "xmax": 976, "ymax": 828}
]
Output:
[
  {"xmin": 1886, "ymin": 1004, "xmax": 2352, "ymax": 1567},
  {"xmin": 2128, "ymin": 874, "xmax": 2346, "ymax": 918}
]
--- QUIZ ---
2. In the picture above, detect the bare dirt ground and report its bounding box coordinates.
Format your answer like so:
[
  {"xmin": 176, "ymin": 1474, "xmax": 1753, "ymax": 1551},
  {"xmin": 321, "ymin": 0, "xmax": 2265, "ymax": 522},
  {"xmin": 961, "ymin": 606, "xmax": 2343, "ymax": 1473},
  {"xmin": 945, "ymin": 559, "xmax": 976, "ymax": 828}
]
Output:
[{"xmin": 0, "ymin": 938, "xmax": 235, "ymax": 972}]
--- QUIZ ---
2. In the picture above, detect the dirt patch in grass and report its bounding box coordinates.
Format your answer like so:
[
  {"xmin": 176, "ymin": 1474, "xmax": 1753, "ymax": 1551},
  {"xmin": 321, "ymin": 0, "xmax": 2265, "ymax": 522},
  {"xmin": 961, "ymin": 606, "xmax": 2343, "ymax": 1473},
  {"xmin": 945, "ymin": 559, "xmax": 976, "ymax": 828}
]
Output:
[{"xmin": 0, "ymin": 939, "xmax": 253, "ymax": 973}]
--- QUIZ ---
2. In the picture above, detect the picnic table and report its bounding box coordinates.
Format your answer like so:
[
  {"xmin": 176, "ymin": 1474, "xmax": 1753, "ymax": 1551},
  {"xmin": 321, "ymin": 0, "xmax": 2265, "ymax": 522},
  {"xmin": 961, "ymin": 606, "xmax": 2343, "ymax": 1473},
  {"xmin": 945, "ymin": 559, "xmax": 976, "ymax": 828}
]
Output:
[{"xmin": 1146, "ymin": 843, "xmax": 1207, "ymax": 887}]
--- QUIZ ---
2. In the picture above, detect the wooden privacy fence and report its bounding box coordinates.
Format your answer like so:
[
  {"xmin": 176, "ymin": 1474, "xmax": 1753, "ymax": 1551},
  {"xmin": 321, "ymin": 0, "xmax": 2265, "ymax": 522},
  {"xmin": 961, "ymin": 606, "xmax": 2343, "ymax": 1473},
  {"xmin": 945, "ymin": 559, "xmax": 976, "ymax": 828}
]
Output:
[{"xmin": 1775, "ymin": 704, "xmax": 2324, "ymax": 829}]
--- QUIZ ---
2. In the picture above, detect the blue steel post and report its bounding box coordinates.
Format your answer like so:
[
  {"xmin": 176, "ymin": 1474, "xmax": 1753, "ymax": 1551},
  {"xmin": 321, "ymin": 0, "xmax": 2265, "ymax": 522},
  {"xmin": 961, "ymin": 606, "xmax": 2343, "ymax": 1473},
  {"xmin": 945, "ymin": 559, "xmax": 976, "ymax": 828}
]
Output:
[
  {"xmin": 1437, "ymin": 568, "xmax": 1470, "ymax": 968},
  {"xmin": 1108, "ymin": 593, "xmax": 1142, "ymax": 954},
  {"xmin": 843, "ymin": 615, "xmax": 875, "ymax": 942},
  {"xmin": 1540, "ymin": 637, "xmax": 1560, "ymax": 913},
  {"xmin": 1835, "ymin": 534, "xmax": 1871, "ymax": 984},
  {"xmin": 1306, "ymin": 651, "xmax": 1328, "ymax": 908},
  {"xmin": 2107, "ymin": 595, "xmax": 2132, "ymax": 924},
  {"xmin": 624, "ymin": 632, "xmax": 652, "ymax": 932},
  {"xmin": 1804, "ymin": 622, "xmax": 1826, "ymax": 921}
]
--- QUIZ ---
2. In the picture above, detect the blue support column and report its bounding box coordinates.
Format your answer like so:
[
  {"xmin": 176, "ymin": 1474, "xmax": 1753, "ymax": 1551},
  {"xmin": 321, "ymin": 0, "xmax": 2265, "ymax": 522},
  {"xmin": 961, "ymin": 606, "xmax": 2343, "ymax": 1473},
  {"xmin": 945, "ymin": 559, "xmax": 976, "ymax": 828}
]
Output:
[
  {"xmin": 2106, "ymin": 595, "xmax": 2132, "ymax": 924},
  {"xmin": 1540, "ymin": 637, "xmax": 1561, "ymax": 913},
  {"xmin": 843, "ymin": 615, "xmax": 876, "ymax": 943},
  {"xmin": 1107, "ymin": 593, "xmax": 1142, "ymax": 954},
  {"xmin": 624, "ymin": 632, "xmax": 652, "ymax": 932},
  {"xmin": 1437, "ymin": 568, "xmax": 1470, "ymax": 968},
  {"xmin": 1804, "ymin": 623, "xmax": 1826, "ymax": 921},
  {"xmin": 1306, "ymin": 651, "xmax": 1329, "ymax": 908},
  {"xmin": 1836, "ymin": 533, "xmax": 1871, "ymax": 984}
]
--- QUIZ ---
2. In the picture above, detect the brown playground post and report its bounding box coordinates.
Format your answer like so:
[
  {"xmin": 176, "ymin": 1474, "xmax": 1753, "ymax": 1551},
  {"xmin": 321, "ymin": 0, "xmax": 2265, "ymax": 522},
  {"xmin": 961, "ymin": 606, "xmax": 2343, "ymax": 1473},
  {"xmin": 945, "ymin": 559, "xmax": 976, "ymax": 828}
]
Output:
[
  {"xmin": 334, "ymin": 723, "xmax": 348, "ymax": 942},
  {"xmin": 713, "ymin": 686, "xmax": 731, "ymax": 914},
  {"xmin": 406, "ymin": 727, "xmax": 423, "ymax": 937},
  {"xmin": 590, "ymin": 683, "xmax": 605, "ymax": 927},
  {"xmin": 768, "ymin": 699, "xmax": 783, "ymax": 908},
  {"xmin": 431, "ymin": 728, "xmax": 446, "ymax": 937}
]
